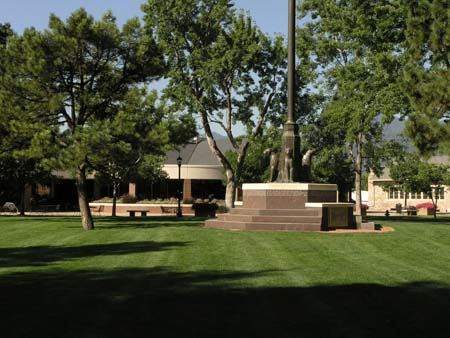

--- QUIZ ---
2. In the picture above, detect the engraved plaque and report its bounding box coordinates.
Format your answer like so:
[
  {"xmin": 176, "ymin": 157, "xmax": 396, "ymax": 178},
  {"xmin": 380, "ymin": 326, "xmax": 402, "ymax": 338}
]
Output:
[{"xmin": 328, "ymin": 207, "xmax": 349, "ymax": 228}]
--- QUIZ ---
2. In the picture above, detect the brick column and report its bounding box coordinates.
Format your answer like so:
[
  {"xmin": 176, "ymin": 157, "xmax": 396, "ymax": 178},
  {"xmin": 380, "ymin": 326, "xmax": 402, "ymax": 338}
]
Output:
[
  {"xmin": 183, "ymin": 179, "xmax": 192, "ymax": 202},
  {"xmin": 129, "ymin": 183, "xmax": 137, "ymax": 198}
]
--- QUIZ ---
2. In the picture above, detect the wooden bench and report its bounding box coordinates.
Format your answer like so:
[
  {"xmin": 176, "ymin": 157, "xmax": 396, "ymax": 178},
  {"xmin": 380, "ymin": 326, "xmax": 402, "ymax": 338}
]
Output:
[
  {"xmin": 127, "ymin": 209, "xmax": 148, "ymax": 217},
  {"xmin": 90, "ymin": 205, "xmax": 104, "ymax": 214},
  {"xmin": 160, "ymin": 206, "xmax": 178, "ymax": 214}
]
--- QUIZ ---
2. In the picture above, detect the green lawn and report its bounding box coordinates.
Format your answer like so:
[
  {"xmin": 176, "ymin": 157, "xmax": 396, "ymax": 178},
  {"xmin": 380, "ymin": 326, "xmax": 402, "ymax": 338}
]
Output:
[{"xmin": 0, "ymin": 215, "xmax": 449, "ymax": 338}]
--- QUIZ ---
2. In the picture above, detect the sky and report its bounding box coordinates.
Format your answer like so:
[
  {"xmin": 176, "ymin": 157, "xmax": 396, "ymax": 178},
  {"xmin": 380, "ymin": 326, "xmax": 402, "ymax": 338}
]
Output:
[{"xmin": 0, "ymin": 0, "xmax": 288, "ymax": 36}]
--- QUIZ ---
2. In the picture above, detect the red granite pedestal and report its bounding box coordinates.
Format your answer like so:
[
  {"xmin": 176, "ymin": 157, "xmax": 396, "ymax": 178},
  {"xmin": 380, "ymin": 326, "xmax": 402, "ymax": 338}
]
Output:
[{"xmin": 205, "ymin": 183, "xmax": 356, "ymax": 231}]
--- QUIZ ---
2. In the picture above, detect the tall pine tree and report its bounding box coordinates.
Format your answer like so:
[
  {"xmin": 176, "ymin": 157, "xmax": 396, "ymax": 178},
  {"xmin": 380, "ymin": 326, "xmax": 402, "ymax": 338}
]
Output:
[
  {"xmin": 1, "ymin": 10, "xmax": 165, "ymax": 229},
  {"xmin": 403, "ymin": 0, "xmax": 450, "ymax": 155}
]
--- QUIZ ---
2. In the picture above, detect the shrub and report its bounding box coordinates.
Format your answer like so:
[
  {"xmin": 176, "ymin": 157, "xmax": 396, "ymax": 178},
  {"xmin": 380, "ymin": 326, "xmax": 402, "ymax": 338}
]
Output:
[
  {"xmin": 353, "ymin": 203, "xmax": 369, "ymax": 211},
  {"xmin": 136, "ymin": 199, "xmax": 177, "ymax": 204},
  {"xmin": 192, "ymin": 202, "xmax": 218, "ymax": 217},
  {"xmin": 192, "ymin": 202, "xmax": 218, "ymax": 211},
  {"xmin": 92, "ymin": 197, "xmax": 113, "ymax": 203},
  {"xmin": 416, "ymin": 202, "xmax": 435, "ymax": 210}
]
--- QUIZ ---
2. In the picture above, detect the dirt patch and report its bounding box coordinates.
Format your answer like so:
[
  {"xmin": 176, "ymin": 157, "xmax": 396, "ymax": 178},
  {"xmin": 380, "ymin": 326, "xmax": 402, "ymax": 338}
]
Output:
[{"xmin": 324, "ymin": 226, "xmax": 394, "ymax": 234}]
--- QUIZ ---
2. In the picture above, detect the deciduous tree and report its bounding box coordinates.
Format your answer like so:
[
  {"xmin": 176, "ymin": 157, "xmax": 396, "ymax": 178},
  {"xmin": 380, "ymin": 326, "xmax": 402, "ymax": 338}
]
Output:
[
  {"xmin": 86, "ymin": 88, "xmax": 196, "ymax": 216},
  {"xmin": 389, "ymin": 155, "xmax": 450, "ymax": 219},
  {"xmin": 143, "ymin": 0, "xmax": 287, "ymax": 209},
  {"xmin": 298, "ymin": 0, "xmax": 410, "ymax": 214}
]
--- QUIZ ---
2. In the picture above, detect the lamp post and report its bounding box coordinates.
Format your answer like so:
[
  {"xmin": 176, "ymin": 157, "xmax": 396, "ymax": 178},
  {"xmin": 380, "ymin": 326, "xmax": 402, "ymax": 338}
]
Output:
[{"xmin": 176, "ymin": 155, "xmax": 183, "ymax": 218}]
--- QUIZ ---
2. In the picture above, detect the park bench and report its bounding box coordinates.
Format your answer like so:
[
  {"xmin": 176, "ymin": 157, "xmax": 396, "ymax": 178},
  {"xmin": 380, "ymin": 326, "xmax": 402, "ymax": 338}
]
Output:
[
  {"xmin": 89, "ymin": 205, "xmax": 104, "ymax": 215},
  {"xmin": 160, "ymin": 206, "xmax": 178, "ymax": 214},
  {"xmin": 127, "ymin": 209, "xmax": 149, "ymax": 217}
]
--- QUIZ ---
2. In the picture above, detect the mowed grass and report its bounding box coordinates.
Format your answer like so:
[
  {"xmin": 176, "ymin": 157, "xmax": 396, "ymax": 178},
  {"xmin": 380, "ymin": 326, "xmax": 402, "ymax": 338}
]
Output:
[{"xmin": 0, "ymin": 215, "xmax": 449, "ymax": 338}]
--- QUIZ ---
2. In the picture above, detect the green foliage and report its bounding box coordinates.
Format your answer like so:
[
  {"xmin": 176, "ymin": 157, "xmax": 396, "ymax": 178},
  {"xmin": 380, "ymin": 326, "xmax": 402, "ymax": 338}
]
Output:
[
  {"xmin": 86, "ymin": 87, "xmax": 196, "ymax": 215},
  {"xmin": 389, "ymin": 153, "xmax": 421, "ymax": 195},
  {"xmin": 226, "ymin": 127, "xmax": 282, "ymax": 184},
  {"xmin": 0, "ymin": 23, "xmax": 12, "ymax": 46},
  {"xmin": 403, "ymin": 0, "xmax": 450, "ymax": 156},
  {"xmin": 311, "ymin": 145, "xmax": 355, "ymax": 196},
  {"xmin": 0, "ymin": 23, "xmax": 54, "ymax": 211},
  {"xmin": 413, "ymin": 162, "xmax": 450, "ymax": 198},
  {"xmin": 85, "ymin": 88, "xmax": 167, "ymax": 182}
]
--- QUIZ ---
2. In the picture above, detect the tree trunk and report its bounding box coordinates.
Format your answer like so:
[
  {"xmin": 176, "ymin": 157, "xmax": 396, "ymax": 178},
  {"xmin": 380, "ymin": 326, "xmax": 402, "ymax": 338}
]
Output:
[
  {"xmin": 196, "ymin": 87, "xmax": 272, "ymax": 210},
  {"xmin": 76, "ymin": 166, "xmax": 94, "ymax": 230},
  {"xmin": 19, "ymin": 182, "xmax": 25, "ymax": 216},
  {"xmin": 430, "ymin": 194, "xmax": 437, "ymax": 220},
  {"xmin": 112, "ymin": 181, "xmax": 118, "ymax": 217},
  {"xmin": 199, "ymin": 110, "xmax": 236, "ymax": 209},
  {"xmin": 225, "ymin": 169, "xmax": 236, "ymax": 210},
  {"xmin": 354, "ymin": 134, "xmax": 363, "ymax": 216}
]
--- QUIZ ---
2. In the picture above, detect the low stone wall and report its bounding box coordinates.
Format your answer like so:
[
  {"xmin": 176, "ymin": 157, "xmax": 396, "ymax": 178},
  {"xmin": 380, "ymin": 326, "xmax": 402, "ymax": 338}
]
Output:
[{"xmin": 89, "ymin": 203, "xmax": 194, "ymax": 216}]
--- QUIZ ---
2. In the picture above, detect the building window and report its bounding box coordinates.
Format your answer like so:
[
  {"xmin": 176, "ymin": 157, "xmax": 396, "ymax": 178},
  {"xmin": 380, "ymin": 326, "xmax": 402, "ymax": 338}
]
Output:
[
  {"xmin": 410, "ymin": 191, "xmax": 416, "ymax": 199},
  {"xmin": 388, "ymin": 187, "xmax": 394, "ymax": 199},
  {"xmin": 388, "ymin": 187, "xmax": 402, "ymax": 199}
]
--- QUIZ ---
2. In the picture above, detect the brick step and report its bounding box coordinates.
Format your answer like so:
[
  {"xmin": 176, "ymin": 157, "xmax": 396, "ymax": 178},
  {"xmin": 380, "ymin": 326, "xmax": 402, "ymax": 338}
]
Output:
[
  {"xmin": 228, "ymin": 208, "xmax": 320, "ymax": 217},
  {"xmin": 217, "ymin": 214, "xmax": 321, "ymax": 224},
  {"xmin": 204, "ymin": 219, "xmax": 322, "ymax": 231}
]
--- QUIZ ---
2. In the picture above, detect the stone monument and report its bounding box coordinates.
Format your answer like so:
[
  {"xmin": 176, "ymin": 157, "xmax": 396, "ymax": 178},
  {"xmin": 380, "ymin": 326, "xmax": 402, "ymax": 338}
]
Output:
[{"xmin": 205, "ymin": 0, "xmax": 365, "ymax": 231}]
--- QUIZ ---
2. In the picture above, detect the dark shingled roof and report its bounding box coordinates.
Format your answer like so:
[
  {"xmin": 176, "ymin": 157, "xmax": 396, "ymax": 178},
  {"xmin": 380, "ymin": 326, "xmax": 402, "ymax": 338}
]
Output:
[{"xmin": 165, "ymin": 138, "xmax": 234, "ymax": 166}]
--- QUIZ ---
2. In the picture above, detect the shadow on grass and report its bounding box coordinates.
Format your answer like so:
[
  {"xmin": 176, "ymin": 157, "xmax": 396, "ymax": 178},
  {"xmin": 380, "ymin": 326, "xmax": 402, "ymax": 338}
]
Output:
[
  {"xmin": 0, "ymin": 216, "xmax": 82, "ymax": 224},
  {"xmin": 0, "ymin": 241, "xmax": 189, "ymax": 268},
  {"xmin": 96, "ymin": 216, "xmax": 205, "ymax": 223},
  {"xmin": 0, "ymin": 267, "xmax": 448, "ymax": 338},
  {"xmin": 0, "ymin": 216, "xmax": 207, "ymax": 228},
  {"xmin": 93, "ymin": 216, "xmax": 206, "ymax": 230}
]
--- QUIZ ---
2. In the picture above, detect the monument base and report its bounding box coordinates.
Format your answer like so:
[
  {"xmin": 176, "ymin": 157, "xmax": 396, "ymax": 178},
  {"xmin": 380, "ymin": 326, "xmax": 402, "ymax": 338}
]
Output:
[{"xmin": 205, "ymin": 183, "xmax": 356, "ymax": 231}]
